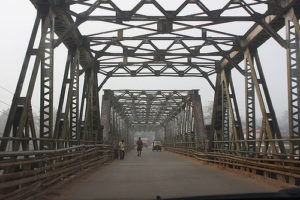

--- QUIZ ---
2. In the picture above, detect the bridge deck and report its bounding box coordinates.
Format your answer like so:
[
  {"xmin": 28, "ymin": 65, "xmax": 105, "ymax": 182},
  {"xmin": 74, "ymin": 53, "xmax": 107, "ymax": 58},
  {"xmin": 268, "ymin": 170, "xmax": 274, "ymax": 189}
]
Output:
[{"xmin": 53, "ymin": 148, "xmax": 280, "ymax": 200}]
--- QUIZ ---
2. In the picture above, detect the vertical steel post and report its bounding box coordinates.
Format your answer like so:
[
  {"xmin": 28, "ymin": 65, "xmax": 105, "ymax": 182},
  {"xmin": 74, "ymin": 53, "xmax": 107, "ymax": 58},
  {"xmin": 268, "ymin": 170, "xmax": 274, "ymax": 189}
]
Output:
[
  {"xmin": 79, "ymin": 66, "xmax": 101, "ymax": 144},
  {"xmin": 244, "ymin": 53, "xmax": 256, "ymax": 156},
  {"xmin": 53, "ymin": 49, "xmax": 79, "ymax": 148},
  {"xmin": 79, "ymin": 72, "xmax": 88, "ymax": 143},
  {"xmin": 40, "ymin": 9, "xmax": 55, "ymax": 150},
  {"xmin": 53, "ymin": 51, "xmax": 71, "ymax": 148},
  {"xmin": 185, "ymin": 103, "xmax": 190, "ymax": 148},
  {"xmin": 82, "ymin": 69, "xmax": 94, "ymax": 143},
  {"xmin": 92, "ymin": 70, "xmax": 101, "ymax": 143},
  {"xmin": 70, "ymin": 51, "xmax": 80, "ymax": 145},
  {"xmin": 221, "ymin": 70, "xmax": 244, "ymax": 155},
  {"xmin": 191, "ymin": 90, "xmax": 206, "ymax": 151},
  {"xmin": 286, "ymin": 9, "xmax": 300, "ymax": 158},
  {"xmin": 222, "ymin": 83, "xmax": 230, "ymax": 153},
  {"xmin": 211, "ymin": 69, "xmax": 223, "ymax": 152},
  {"xmin": 101, "ymin": 90, "xmax": 112, "ymax": 143}
]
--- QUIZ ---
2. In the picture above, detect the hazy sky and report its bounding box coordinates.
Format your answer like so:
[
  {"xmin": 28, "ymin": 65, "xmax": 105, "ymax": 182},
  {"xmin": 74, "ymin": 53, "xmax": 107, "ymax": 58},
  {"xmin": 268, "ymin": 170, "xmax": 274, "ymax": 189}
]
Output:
[{"xmin": 0, "ymin": 1, "xmax": 288, "ymax": 127}]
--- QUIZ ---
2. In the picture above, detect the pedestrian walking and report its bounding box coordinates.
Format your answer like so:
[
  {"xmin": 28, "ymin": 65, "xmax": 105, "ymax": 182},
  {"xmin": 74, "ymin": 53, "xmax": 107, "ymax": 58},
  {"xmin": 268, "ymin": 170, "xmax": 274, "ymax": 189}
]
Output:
[
  {"xmin": 112, "ymin": 139, "xmax": 119, "ymax": 159},
  {"xmin": 136, "ymin": 137, "xmax": 143, "ymax": 157},
  {"xmin": 119, "ymin": 140, "xmax": 125, "ymax": 160}
]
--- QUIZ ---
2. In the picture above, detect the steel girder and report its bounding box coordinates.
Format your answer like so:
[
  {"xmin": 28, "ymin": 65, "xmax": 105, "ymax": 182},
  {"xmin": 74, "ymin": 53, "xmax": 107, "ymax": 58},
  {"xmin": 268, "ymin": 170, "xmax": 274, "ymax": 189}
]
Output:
[
  {"xmin": 100, "ymin": 90, "xmax": 131, "ymax": 144},
  {"xmin": 104, "ymin": 90, "xmax": 193, "ymax": 126},
  {"xmin": 1, "ymin": 0, "xmax": 300, "ymax": 156},
  {"xmin": 244, "ymin": 53, "xmax": 256, "ymax": 156},
  {"xmin": 164, "ymin": 93, "xmax": 207, "ymax": 150},
  {"xmin": 100, "ymin": 90, "xmax": 206, "ymax": 149},
  {"xmin": 54, "ymin": 49, "xmax": 80, "ymax": 148},
  {"xmin": 0, "ymin": 5, "xmax": 101, "ymax": 151},
  {"xmin": 286, "ymin": 8, "xmax": 300, "ymax": 159},
  {"xmin": 1, "ymin": 9, "xmax": 54, "ymax": 151},
  {"xmin": 211, "ymin": 48, "xmax": 287, "ymax": 158},
  {"xmin": 29, "ymin": 0, "xmax": 299, "ymax": 80},
  {"xmin": 246, "ymin": 48, "xmax": 285, "ymax": 156},
  {"xmin": 40, "ymin": 9, "xmax": 55, "ymax": 150}
]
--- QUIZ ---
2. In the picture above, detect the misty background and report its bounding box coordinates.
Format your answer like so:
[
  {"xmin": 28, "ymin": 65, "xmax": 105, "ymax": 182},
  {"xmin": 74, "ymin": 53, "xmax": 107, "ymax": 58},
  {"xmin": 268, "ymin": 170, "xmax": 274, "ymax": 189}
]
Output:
[{"xmin": 0, "ymin": 1, "xmax": 289, "ymax": 136}]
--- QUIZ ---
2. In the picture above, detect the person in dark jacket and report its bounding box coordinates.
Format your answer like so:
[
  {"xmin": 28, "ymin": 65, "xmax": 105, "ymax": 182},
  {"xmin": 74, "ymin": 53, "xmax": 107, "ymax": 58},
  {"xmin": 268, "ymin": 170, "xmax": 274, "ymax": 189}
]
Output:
[{"xmin": 136, "ymin": 137, "xmax": 143, "ymax": 157}]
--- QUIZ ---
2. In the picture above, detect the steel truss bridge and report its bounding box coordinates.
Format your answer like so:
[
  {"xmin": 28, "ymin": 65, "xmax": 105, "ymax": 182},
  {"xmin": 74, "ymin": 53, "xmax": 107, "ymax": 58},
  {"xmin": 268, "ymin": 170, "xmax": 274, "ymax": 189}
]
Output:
[{"xmin": 1, "ymin": 0, "xmax": 300, "ymax": 198}]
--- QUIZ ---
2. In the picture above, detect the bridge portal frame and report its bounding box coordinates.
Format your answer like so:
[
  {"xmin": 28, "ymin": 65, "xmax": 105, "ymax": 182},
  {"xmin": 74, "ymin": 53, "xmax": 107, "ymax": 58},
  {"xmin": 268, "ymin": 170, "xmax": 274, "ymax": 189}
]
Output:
[
  {"xmin": 1, "ymin": 1, "xmax": 300, "ymax": 195},
  {"xmin": 0, "ymin": 0, "xmax": 299, "ymax": 158}
]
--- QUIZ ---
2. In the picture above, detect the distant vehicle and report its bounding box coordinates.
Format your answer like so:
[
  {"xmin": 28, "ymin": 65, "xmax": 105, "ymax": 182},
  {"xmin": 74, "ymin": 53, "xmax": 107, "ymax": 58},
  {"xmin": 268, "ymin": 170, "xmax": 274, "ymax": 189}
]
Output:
[
  {"xmin": 152, "ymin": 140, "xmax": 162, "ymax": 151},
  {"xmin": 142, "ymin": 141, "xmax": 148, "ymax": 148}
]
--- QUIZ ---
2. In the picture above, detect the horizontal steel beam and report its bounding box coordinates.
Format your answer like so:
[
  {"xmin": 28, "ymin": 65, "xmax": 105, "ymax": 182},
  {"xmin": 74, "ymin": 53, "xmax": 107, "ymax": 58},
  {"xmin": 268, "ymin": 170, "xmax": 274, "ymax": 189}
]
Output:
[{"xmin": 106, "ymin": 90, "xmax": 194, "ymax": 125}]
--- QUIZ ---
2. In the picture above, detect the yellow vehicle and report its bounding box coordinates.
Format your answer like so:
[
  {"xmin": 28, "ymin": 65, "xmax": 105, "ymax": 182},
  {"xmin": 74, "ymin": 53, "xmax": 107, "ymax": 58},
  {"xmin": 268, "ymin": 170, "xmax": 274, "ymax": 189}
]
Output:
[{"xmin": 152, "ymin": 140, "xmax": 162, "ymax": 151}]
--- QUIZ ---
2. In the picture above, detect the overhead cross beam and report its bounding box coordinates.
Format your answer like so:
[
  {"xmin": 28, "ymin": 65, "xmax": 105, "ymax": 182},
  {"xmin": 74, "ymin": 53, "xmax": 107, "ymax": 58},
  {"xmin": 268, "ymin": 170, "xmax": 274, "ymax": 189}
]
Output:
[
  {"xmin": 107, "ymin": 90, "xmax": 191, "ymax": 126},
  {"xmin": 2, "ymin": 0, "xmax": 300, "ymax": 153},
  {"xmin": 31, "ymin": 0, "xmax": 299, "ymax": 81},
  {"xmin": 100, "ymin": 90, "xmax": 207, "ymax": 148}
]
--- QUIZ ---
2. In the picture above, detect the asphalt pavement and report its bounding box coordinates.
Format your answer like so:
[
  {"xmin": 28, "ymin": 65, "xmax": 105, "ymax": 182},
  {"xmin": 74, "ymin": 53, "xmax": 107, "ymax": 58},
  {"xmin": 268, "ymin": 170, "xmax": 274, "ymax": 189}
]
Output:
[{"xmin": 55, "ymin": 147, "xmax": 280, "ymax": 200}]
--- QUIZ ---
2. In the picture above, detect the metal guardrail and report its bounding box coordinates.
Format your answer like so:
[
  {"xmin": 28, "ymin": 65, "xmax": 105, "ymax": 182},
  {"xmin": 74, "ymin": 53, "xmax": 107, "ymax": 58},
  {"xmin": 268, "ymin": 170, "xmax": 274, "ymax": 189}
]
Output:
[
  {"xmin": 0, "ymin": 144, "xmax": 113, "ymax": 199},
  {"xmin": 0, "ymin": 136, "xmax": 99, "ymax": 152},
  {"xmin": 164, "ymin": 140, "xmax": 300, "ymax": 158},
  {"xmin": 164, "ymin": 145, "xmax": 300, "ymax": 186}
]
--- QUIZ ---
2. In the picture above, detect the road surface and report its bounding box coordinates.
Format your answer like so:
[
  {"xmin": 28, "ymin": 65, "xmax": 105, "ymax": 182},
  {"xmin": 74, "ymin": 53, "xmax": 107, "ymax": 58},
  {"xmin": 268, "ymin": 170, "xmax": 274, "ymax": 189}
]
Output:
[{"xmin": 54, "ymin": 148, "xmax": 280, "ymax": 200}]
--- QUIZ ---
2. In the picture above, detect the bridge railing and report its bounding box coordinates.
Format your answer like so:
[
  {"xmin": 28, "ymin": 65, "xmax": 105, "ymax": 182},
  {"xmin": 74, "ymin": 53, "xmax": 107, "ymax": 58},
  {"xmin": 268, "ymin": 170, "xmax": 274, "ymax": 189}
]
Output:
[
  {"xmin": 0, "ymin": 136, "xmax": 99, "ymax": 152},
  {"xmin": 0, "ymin": 144, "xmax": 113, "ymax": 199},
  {"xmin": 164, "ymin": 139, "xmax": 300, "ymax": 158},
  {"xmin": 164, "ymin": 142, "xmax": 300, "ymax": 185}
]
